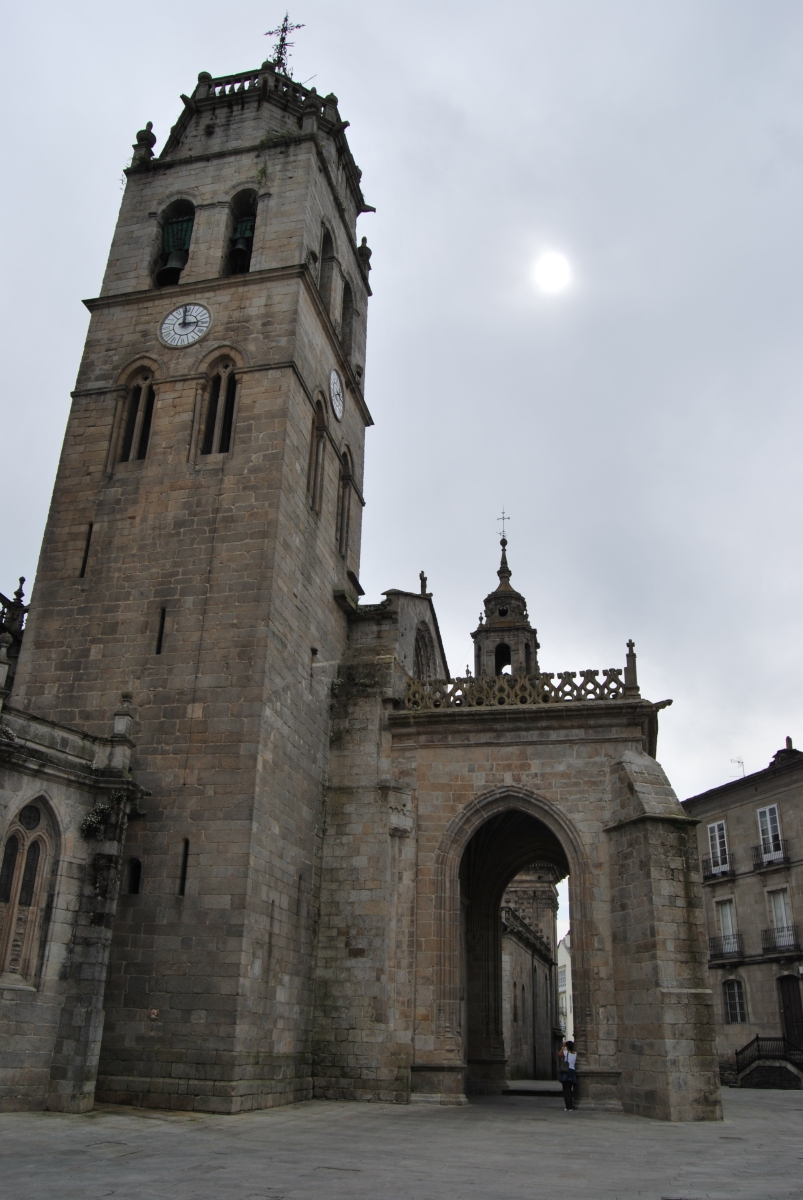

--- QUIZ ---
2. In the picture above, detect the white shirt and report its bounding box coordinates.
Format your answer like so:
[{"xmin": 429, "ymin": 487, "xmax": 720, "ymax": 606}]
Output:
[{"xmin": 563, "ymin": 1051, "xmax": 577, "ymax": 1070}]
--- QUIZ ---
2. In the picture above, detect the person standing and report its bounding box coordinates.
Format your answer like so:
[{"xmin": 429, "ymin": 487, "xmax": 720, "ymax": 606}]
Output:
[{"xmin": 559, "ymin": 1039, "xmax": 577, "ymax": 1111}]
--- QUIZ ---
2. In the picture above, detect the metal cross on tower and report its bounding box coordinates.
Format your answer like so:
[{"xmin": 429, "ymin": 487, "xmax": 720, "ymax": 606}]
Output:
[
  {"xmin": 265, "ymin": 12, "xmax": 305, "ymax": 76},
  {"xmin": 497, "ymin": 508, "xmax": 510, "ymax": 539}
]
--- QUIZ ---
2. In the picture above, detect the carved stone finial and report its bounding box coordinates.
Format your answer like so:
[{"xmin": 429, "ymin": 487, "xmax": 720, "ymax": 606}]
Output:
[
  {"xmin": 357, "ymin": 236, "xmax": 372, "ymax": 276},
  {"xmin": 624, "ymin": 639, "xmax": 639, "ymax": 696},
  {"xmin": 419, "ymin": 570, "xmax": 428, "ymax": 595},
  {"xmin": 497, "ymin": 537, "xmax": 511, "ymax": 588},
  {"xmin": 13, "ymin": 577, "xmax": 25, "ymax": 603},
  {"xmin": 131, "ymin": 121, "xmax": 157, "ymax": 166}
]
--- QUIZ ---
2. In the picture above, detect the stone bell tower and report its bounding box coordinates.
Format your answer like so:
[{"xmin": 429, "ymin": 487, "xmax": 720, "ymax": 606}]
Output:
[
  {"xmin": 472, "ymin": 538, "xmax": 540, "ymax": 677},
  {"xmin": 10, "ymin": 59, "xmax": 374, "ymax": 1112}
]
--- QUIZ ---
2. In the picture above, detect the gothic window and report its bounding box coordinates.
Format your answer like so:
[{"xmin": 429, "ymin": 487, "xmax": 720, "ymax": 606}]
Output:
[
  {"xmin": 319, "ymin": 227, "xmax": 336, "ymax": 314},
  {"xmin": 200, "ymin": 362, "xmax": 238, "ymax": 456},
  {"xmin": 227, "ymin": 189, "xmax": 257, "ymax": 275},
  {"xmin": 306, "ymin": 401, "xmax": 327, "ymax": 512},
  {"xmin": 723, "ymin": 979, "xmax": 747, "ymax": 1024},
  {"xmin": 336, "ymin": 450, "xmax": 352, "ymax": 557},
  {"xmin": 413, "ymin": 622, "xmax": 436, "ymax": 681},
  {"xmin": 119, "ymin": 372, "xmax": 156, "ymax": 463},
  {"xmin": 155, "ymin": 199, "xmax": 195, "ymax": 287},
  {"xmin": 495, "ymin": 642, "xmax": 512, "ymax": 675},
  {"xmin": 340, "ymin": 280, "xmax": 354, "ymax": 355},
  {"xmin": 0, "ymin": 800, "xmax": 55, "ymax": 985}
]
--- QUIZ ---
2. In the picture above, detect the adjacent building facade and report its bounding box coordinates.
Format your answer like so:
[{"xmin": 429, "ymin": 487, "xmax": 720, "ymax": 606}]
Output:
[
  {"xmin": 0, "ymin": 58, "xmax": 723, "ymax": 1120},
  {"xmin": 558, "ymin": 932, "xmax": 574, "ymax": 1041},
  {"xmin": 684, "ymin": 743, "xmax": 803, "ymax": 1084}
]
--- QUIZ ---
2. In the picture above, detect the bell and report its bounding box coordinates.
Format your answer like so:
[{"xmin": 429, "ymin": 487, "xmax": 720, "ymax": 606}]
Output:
[
  {"xmin": 165, "ymin": 249, "xmax": 189, "ymax": 270},
  {"xmin": 232, "ymin": 237, "xmax": 249, "ymax": 254},
  {"xmin": 155, "ymin": 249, "xmax": 189, "ymax": 288}
]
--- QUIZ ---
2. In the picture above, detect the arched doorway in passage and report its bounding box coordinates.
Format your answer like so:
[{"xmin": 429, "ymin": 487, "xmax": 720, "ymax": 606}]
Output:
[{"xmin": 459, "ymin": 807, "xmax": 570, "ymax": 1095}]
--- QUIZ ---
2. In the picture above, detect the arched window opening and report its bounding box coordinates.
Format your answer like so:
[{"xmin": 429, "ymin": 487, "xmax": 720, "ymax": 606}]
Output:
[
  {"xmin": 306, "ymin": 401, "xmax": 326, "ymax": 512},
  {"xmin": 340, "ymin": 280, "xmax": 354, "ymax": 355},
  {"xmin": 0, "ymin": 800, "xmax": 55, "ymax": 984},
  {"xmin": 155, "ymin": 200, "xmax": 195, "ymax": 287},
  {"xmin": 227, "ymin": 189, "xmax": 257, "ymax": 275},
  {"xmin": 525, "ymin": 643, "xmax": 532, "ymax": 675},
  {"xmin": 413, "ymin": 622, "xmax": 436, "ymax": 681},
  {"xmin": 127, "ymin": 858, "xmax": 142, "ymax": 895},
  {"xmin": 200, "ymin": 362, "xmax": 238, "ymax": 456},
  {"xmin": 336, "ymin": 450, "xmax": 352, "ymax": 557},
  {"xmin": 495, "ymin": 643, "xmax": 512, "ymax": 676},
  {"xmin": 319, "ymin": 227, "xmax": 336, "ymax": 314},
  {"xmin": 723, "ymin": 978, "xmax": 747, "ymax": 1024},
  {"xmin": 119, "ymin": 371, "xmax": 156, "ymax": 463}
]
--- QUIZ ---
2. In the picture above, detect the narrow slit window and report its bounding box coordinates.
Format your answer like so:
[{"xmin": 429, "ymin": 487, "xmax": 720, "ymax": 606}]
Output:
[
  {"xmin": 200, "ymin": 365, "xmax": 237, "ymax": 456},
  {"xmin": 136, "ymin": 386, "xmax": 155, "ymax": 459},
  {"xmin": 0, "ymin": 835, "xmax": 19, "ymax": 903},
  {"xmin": 218, "ymin": 373, "xmax": 237, "ymax": 453},
  {"xmin": 336, "ymin": 451, "xmax": 352, "ymax": 556},
  {"xmin": 155, "ymin": 608, "xmax": 166, "ymax": 655},
  {"xmin": 79, "ymin": 523, "xmax": 94, "ymax": 579},
  {"xmin": 120, "ymin": 386, "xmax": 141, "ymax": 462},
  {"xmin": 127, "ymin": 858, "xmax": 142, "ymax": 895},
  {"xmin": 178, "ymin": 838, "xmax": 190, "ymax": 896},
  {"xmin": 18, "ymin": 841, "xmax": 40, "ymax": 908},
  {"xmin": 306, "ymin": 402, "xmax": 326, "ymax": 512}
]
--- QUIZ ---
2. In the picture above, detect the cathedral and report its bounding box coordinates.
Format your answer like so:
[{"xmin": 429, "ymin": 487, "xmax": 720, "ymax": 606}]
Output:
[{"xmin": 0, "ymin": 57, "xmax": 721, "ymax": 1120}]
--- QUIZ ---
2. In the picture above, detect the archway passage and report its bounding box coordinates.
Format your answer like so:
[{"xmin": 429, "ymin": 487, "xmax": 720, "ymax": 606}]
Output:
[{"xmin": 459, "ymin": 808, "xmax": 569, "ymax": 1094}]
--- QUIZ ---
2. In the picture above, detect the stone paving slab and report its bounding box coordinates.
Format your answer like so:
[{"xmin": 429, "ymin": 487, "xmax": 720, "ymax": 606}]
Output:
[{"xmin": 1, "ymin": 1089, "xmax": 802, "ymax": 1200}]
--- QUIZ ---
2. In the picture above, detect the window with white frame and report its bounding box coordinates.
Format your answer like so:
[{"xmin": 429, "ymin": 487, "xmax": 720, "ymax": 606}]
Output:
[
  {"xmin": 757, "ymin": 805, "xmax": 783, "ymax": 862},
  {"xmin": 558, "ymin": 967, "xmax": 566, "ymax": 992},
  {"xmin": 707, "ymin": 820, "xmax": 729, "ymax": 872},
  {"xmin": 768, "ymin": 888, "xmax": 793, "ymax": 948},
  {"xmin": 723, "ymin": 978, "xmax": 747, "ymax": 1024},
  {"xmin": 716, "ymin": 898, "xmax": 739, "ymax": 955}
]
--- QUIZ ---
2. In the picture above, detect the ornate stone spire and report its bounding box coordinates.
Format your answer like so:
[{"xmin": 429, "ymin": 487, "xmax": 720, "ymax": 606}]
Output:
[{"xmin": 471, "ymin": 537, "xmax": 539, "ymax": 678}]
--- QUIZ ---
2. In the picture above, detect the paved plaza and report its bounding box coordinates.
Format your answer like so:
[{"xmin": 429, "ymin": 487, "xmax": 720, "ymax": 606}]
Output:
[{"xmin": 2, "ymin": 1087, "xmax": 801, "ymax": 1200}]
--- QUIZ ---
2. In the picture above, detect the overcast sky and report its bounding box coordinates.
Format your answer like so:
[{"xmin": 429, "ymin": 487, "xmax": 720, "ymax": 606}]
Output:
[{"xmin": 3, "ymin": 1, "xmax": 803, "ymax": 807}]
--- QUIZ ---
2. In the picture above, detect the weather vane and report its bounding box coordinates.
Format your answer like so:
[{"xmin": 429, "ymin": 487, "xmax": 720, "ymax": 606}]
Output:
[
  {"xmin": 265, "ymin": 12, "xmax": 305, "ymax": 76},
  {"xmin": 497, "ymin": 508, "xmax": 510, "ymax": 539}
]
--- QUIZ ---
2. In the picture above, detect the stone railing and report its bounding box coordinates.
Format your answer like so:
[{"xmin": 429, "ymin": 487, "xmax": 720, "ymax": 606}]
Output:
[
  {"xmin": 195, "ymin": 67, "xmax": 327, "ymax": 117},
  {"xmin": 404, "ymin": 669, "xmax": 629, "ymax": 711}
]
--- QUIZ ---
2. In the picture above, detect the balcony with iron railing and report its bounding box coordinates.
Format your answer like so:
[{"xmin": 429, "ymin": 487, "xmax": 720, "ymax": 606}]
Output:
[
  {"xmin": 701, "ymin": 852, "xmax": 735, "ymax": 881},
  {"xmin": 709, "ymin": 933, "xmax": 744, "ymax": 960},
  {"xmin": 752, "ymin": 840, "xmax": 790, "ymax": 870},
  {"xmin": 761, "ymin": 925, "xmax": 800, "ymax": 954}
]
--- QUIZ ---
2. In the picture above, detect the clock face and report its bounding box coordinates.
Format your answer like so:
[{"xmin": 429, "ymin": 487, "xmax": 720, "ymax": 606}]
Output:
[
  {"xmin": 160, "ymin": 304, "xmax": 211, "ymax": 348},
  {"xmin": 329, "ymin": 368, "xmax": 344, "ymax": 421}
]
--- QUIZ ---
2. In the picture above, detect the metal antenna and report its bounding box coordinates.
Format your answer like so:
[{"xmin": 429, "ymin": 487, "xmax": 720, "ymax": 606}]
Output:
[
  {"xmin": 731, "ymin": 757, "xmax": 745, "ymax": 777},
  {"xmin": 265, "ymin": 12, "xmax": 305, "ymax": 76}
]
